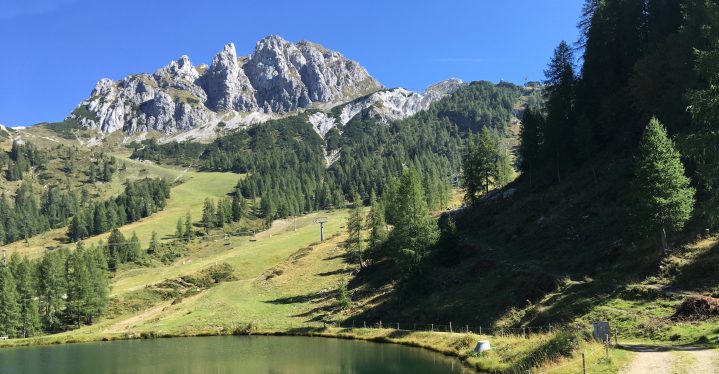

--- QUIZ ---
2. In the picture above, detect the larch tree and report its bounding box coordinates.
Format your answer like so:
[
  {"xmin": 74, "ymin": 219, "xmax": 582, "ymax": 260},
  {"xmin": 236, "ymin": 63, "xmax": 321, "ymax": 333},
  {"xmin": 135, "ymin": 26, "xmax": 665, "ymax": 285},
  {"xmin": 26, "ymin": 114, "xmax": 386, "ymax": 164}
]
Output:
[
  {"xmin": 0, "ymin": 266, "xmax": 20, "ymax": 337},
  {"xmin": 346, "ymin": 193, "xmax": 364, "ymax": 269},
  {"xmin": 386, "ymin": 169, "xmax": 439, "ymax": 275}
]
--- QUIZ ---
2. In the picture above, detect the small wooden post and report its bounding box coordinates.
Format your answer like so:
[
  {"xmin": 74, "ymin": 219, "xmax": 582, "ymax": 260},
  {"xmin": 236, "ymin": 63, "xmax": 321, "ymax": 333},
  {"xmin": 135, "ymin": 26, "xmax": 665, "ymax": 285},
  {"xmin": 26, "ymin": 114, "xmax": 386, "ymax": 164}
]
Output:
[
  {"xmin": 379, "ymin": 320, "xmax": 382, "ymax": 329},
  {"xmin": 431, "ymin": 323, "xmax": 434, "ymax": 332},
  {"xmin": 397, "ymin": 322, "xmax": 399, "ymax": 330},
  {"xmin": 614, "ymin": 328, "xmax": 618, "ymax": 346},
  {"xmin": 450, "ymin": 322, "xmax": 453, "ymax": 333},
  {"xmin": 466, "ymin": 325, "xmax": 469, "ymax": 333},
  {"xmin": 479, "ymin": 326, "xmax": 482, "ymax": 335},
  {"xmin": 582, "ymin": 352, "xmax": 586, "ymax": 374},
  {"xmin": 363, "ymin": 321, "xmax": 366, "ymax": 328},
  {"xmin": 523, "ymin": 327, "xmax": 526, "ymax": 339},
  {"xmin": 605, "ymin": 336, "xmax": 610, "ymax": 360}
]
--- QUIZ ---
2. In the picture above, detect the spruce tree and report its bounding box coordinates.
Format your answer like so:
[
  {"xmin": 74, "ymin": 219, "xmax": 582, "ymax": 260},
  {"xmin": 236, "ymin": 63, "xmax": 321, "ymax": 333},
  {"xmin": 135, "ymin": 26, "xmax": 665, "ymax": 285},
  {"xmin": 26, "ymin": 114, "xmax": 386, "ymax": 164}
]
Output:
[{"xmin": 631, "ymin": 118, "xmax": 695, "ymax": 253}]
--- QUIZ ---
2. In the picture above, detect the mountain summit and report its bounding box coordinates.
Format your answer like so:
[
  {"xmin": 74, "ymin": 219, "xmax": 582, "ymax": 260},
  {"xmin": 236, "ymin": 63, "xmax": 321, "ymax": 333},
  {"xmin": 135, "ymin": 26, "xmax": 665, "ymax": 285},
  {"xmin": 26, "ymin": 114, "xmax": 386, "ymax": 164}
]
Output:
[{"xmin": 69, "ymin": 35, "xmax": 382, "ymax": 134}]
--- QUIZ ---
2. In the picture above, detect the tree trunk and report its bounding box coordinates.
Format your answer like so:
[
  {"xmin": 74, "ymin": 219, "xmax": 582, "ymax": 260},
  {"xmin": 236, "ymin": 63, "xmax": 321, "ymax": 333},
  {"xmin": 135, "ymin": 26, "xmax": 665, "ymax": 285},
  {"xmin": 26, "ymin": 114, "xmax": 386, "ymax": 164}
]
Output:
[{"xmin": 660, "ymin": 227, "xmax": 668, "ymax": 255}]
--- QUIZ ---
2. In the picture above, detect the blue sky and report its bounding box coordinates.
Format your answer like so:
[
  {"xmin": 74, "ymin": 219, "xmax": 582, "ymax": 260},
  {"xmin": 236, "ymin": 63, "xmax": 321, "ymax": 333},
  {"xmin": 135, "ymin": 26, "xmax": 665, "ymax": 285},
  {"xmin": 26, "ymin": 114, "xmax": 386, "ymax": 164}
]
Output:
[{"xmin": 0, "ymin": 0, "xmax": 583, "ymax": 126}]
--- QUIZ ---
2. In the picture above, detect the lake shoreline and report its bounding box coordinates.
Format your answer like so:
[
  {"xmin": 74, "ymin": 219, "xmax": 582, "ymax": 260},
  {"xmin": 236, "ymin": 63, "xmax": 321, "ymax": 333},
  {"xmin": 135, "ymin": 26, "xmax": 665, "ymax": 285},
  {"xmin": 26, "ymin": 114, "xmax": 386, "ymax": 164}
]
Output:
[{"xmin": 0, "ymin": 325, "xmax": 631, "ymax": 373}]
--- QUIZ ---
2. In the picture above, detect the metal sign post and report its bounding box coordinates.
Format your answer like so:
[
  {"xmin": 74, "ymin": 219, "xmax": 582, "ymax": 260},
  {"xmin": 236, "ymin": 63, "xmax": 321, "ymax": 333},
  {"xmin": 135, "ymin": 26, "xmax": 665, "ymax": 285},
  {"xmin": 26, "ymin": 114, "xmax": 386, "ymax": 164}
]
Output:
[{"xmin": 315, "ymin": 217, "xmax": 328, "ymax": 241}]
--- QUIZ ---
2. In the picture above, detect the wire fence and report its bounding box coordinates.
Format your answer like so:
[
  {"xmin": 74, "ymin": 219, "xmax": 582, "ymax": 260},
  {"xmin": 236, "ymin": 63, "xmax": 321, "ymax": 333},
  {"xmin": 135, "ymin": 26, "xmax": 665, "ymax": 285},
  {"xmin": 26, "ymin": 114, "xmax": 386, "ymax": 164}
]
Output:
[{"xmin": 280, "ymin": 319, "xmax": 560, "ymax": 337}]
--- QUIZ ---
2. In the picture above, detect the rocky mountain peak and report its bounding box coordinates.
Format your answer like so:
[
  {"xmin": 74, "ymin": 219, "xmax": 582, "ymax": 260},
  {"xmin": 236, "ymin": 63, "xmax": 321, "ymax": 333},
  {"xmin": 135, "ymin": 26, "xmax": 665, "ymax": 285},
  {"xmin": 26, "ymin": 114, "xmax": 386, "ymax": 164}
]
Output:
[{"xmin": 66, "ymin": 36, "xmax": 386, "ymax": 136}]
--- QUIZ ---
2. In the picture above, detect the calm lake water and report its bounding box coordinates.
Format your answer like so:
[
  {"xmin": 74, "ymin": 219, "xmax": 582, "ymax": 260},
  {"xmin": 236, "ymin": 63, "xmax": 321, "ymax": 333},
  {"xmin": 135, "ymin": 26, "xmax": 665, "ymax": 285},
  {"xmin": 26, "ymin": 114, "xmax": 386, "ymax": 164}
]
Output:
[{"xmin": 0, "ymin": 335, "xmax": 471, "ymax": 373}]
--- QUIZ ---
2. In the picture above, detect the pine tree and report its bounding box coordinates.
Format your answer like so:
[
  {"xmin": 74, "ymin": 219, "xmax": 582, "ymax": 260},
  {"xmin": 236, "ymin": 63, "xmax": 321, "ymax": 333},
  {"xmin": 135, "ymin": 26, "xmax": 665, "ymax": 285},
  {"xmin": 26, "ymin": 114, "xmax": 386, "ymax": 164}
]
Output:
[
  {"xmin": 631, "ymin": 118, "xmax": 695, "ymax": 253},
  {"xmin": 346, "ymin": 193, "xmax": 364, "ymax": 269},
  {"xmin": 0, "ymin": 267, "xmax": 20, "ymax": 337}
]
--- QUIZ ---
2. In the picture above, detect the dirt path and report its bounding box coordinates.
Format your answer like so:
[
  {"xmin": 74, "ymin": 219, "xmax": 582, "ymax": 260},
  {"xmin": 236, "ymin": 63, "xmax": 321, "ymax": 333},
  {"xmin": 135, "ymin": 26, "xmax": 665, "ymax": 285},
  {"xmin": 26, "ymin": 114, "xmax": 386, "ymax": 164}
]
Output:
[{"xmin": 622, "ymin": 345, "xmax": 717, "ymax": 374}]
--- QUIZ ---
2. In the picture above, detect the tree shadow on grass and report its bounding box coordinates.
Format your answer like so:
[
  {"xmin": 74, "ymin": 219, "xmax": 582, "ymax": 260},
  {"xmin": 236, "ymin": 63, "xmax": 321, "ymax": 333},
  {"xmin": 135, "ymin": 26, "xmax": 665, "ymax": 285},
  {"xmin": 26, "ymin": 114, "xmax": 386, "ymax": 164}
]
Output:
[{"xmin": 672, "ymin": 242, "xmax": 719, "ymax": 292}]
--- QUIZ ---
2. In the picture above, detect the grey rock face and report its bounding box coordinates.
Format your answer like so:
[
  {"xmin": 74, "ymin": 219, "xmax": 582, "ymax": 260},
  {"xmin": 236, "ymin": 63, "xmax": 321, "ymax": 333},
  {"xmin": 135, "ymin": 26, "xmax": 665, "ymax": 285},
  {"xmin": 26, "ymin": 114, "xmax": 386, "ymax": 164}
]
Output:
[
  {"xmin": 68, "ymin": 35, "xmax": 383, "ymax": 135},
  {"xmin": 200, "ymin": 43, "xmax": 257, "ymax": 112},
  {"xmin": 339, "ymin": 79, "xmax": 465, "ymax": 125}
]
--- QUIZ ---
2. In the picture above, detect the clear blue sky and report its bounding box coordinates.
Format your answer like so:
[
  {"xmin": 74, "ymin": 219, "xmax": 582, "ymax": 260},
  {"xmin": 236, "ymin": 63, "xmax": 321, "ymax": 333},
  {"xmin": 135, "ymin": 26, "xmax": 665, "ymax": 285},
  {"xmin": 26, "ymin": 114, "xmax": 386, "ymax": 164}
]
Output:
[{"xmin": 0, "ymin": 0, "xmax": 583, "ymax": 126}]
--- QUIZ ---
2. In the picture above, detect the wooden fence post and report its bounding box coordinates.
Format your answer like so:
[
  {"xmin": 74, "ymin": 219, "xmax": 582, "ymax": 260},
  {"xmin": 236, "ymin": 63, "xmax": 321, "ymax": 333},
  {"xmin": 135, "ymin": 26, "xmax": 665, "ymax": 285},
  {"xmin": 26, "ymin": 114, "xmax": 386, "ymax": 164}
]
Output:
[
  {"xmin": 582, "ymin": 352, "xmax": 586, "ymax": 374},
  {"xmin": 450, "ymin": 322, "xmax": 453, "ymax": 333}
]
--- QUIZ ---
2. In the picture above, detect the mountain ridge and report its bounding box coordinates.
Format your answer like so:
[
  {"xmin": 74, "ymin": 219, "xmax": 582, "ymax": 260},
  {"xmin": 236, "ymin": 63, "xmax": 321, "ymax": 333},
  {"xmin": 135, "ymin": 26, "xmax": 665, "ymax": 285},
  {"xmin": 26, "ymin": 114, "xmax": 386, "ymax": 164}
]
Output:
[{"xmin": 68, "ymin": 35, "xmax": 383, "ymax": 136}]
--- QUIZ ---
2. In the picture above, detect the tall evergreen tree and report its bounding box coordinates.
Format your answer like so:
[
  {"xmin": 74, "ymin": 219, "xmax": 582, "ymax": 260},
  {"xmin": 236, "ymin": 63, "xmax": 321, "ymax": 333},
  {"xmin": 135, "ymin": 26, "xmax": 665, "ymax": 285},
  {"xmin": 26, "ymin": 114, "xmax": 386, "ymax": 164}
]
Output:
[
  {"xmin": 127, "ymin": 232, "xmax": 142, "ymax": 262},
  {"xmin": 38, "ymin": 250, "xmax": 66, "ymax": 330},
  {"xmin": 175, "ymin": 218, "xmax": 184, "ymax": 239},
  {"xmin": 13, "ymin": 257, "xmax": 41, "ymax": 338},
  {"xmin": 385, "ymin": 169, "xmax": 439, "ymax": 275},
  {"xmin": 366, "ymin": 191, "xmax": 387, "ymax": 260},
  {"xmin": 518, "ymin": 108, "xmax": 544, "ymax": 184},
  {"xmin": 543, "ymin": 41, "xmax": 576, "ymax": 181},
  {"xmin": 346, "ymin": 193, "xmax": 364, "ymax": 269},
  {"xmin": 106, "ymin": 229, "xmax": 125, "ymax": 271},
  {"xmin": 65, "ymin": 245, "xmax": 91, "ymax": 328},
  {"xmin": 184, "ymin": 212, "xmax": 194, "ymax": 241},
  {"xmin": 0, "ymin": 266, "xmax": 20, "ymax": 337},
  {"xmin": 202, "ymin": 198, "xmax": 215, "ymax": 234},
  {"xmin": 631, "ymin": 118, "xmax": 695, "ymax": 253}
]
